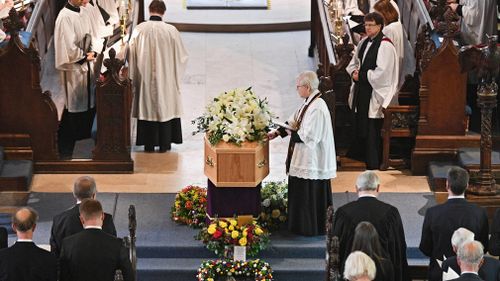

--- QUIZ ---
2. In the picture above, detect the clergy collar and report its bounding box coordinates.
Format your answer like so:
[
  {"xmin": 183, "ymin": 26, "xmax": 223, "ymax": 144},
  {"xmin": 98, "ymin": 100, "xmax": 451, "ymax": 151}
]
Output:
[
  {"xmin": 368, "ymin": 31, "xmax": 383, "ymax": 42},
  {"xmin": 65, "ymin": 2, "xmax": 80, "ymax": 13},
  {"xmin": 150, "ymin": 15, "xmax": 163, "ymax": 21}
]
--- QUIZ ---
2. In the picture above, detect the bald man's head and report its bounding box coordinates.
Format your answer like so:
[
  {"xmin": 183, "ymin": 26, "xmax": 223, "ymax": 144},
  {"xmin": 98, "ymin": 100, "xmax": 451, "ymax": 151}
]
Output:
[{"xmin": 12, "ymin": 207, "xmax": 38, "ymax": 233}]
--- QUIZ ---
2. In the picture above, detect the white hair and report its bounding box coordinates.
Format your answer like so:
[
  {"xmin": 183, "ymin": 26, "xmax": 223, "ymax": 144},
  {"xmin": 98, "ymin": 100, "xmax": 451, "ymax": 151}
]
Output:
[
  {"xmin": 344, "ymin": 251, "xmax": 376, "ymax": 281},
  {"xmin": 451, "ymin": 228, "xmax": 475, "ymax": 249},
  {"xmin": 296, "ymin": 71, "xmax": 319, "ymax": 92},
  {"xmin": 457, "ymin": 241, "xmax": 484, "ymax": 266},
  {"xmin": 356, "ymin": 171, "xmax": 380, "ymax": 191}
]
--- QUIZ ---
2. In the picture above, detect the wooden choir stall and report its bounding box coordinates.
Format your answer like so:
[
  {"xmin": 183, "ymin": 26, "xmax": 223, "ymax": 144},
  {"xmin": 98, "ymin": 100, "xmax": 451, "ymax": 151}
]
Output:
[{"xmin": 0, "ymin": 1, "xmax": 144, "ymax": 207}]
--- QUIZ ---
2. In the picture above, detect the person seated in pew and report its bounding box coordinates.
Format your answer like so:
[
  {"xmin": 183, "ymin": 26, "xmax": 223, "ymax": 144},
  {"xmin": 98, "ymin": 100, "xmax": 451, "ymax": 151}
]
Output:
[
  {"xmin": 50, "ymin": 176, "xmax": 116, "ymax": 258},
  {"xmin": 0, "ymin": 208, "xmax": 57, "ymax": 281},
  {"xmin": 442, "ymin": 228, "xmax": 500, "ymax": 281}
]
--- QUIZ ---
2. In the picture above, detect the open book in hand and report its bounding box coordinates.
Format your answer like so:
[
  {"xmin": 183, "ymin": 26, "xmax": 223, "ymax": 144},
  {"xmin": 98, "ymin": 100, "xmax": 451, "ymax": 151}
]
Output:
[{"xmin": 273, "ymin": 121, "xmax": 296, "ymax": 131}]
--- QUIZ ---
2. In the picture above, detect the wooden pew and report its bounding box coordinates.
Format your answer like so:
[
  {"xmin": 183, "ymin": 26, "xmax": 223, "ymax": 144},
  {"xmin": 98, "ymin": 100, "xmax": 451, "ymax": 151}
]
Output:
[{"xmin": 0, "ymin": 2, "xmax": 139, "ymax": 173}]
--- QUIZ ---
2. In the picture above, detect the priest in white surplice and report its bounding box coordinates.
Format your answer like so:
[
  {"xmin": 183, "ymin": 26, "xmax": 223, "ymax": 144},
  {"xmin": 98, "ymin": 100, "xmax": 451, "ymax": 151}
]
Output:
[
  {"xmin": 346, "ymin": 12, "xmax": 398, "ymax": 170},
  {"xmin": 129, "ymin": 0, "xmax": 188, "ymax": 152},
  {"xmin": 55, "ymin": 0, "xmax": 98, "ymax": 158},
  {"xmin": 268, "ymin": 71, "xmax": 336, "ymax": 236}
]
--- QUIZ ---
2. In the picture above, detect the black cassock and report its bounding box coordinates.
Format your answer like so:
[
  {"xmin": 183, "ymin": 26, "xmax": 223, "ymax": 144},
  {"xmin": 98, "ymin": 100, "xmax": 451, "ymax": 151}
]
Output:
[{"xmin": 332, "ymin": 197, "xmax": 409, "ymax": 281}]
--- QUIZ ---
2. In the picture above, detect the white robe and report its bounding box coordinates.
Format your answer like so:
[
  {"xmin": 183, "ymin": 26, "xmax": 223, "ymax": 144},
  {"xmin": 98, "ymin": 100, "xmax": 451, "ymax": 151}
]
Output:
[
  {"xmin": 344, "ymin": 0, "xmax": 400, "ymax": 16},
  {"xmin": 346, "ymin": 36, "xmax": 399, "ymax": 118},
  {"xmin": 287, "ymin": 91, "xmax": 337, "ymax": 180},
  {"xmin": 459, "ymin": 0, "xmax": 497, "ymax": 45},
  {"xmin": 54, "ymin": 6, "xmax": 96, "ymax": 113},
  {"xmin": 382, "ymin": 21, "xmax": 416, "ymax": 89},
  {"xmin": 81, "ymin": 3, "xmax": 106, "ymax": 51},
  {"xmin": 98, "ymin": 0, "xmax": 119, "ymax": 27},
  {"xmin": 129, "ymin": 20, "xmax": 188, "ymax": 122}
]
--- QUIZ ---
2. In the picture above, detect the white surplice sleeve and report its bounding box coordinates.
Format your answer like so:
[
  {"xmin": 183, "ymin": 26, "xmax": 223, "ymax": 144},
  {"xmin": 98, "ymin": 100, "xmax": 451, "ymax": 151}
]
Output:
[
  {"xmin": 54, "ymin": 15, "xmax": 85, "ymax": 71},
  {"xmin": 367, "ymin": 40, "xmax": 399, "ymax": 109}
]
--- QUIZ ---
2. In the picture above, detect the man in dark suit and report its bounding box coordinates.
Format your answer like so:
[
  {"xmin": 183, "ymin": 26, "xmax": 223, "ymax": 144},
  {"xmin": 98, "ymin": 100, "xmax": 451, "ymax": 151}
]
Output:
[
  {"xmin": 420, "ymin": 166, "xmax": 489, "ymax": 281},
  {"xmin": 50, "ymin": 176, "xmax": 116, "ymax": 257},
  {"xmin": 449, "ymin": 241, "xmax": 486, "ymax": 281},
  {"xmin": 59, "ymin": 199, "xmax": 133, "ymax": 281},
  {"xmin": 0, "ymin": 207, "xmax": 57, "ymax": 281},
  {"xmin": 443, "ymin": 228, "xmax": 500, "ymax": 281},
  {"xmin": 332, "ymin": 171, "xmax": 409, "ymax": 281}
]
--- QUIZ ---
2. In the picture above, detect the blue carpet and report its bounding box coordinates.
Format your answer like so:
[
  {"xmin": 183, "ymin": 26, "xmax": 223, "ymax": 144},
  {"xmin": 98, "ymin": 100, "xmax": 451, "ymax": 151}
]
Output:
[{"xmin": 7, "ymin": 192, "xmax": 434, "ymax": 281}]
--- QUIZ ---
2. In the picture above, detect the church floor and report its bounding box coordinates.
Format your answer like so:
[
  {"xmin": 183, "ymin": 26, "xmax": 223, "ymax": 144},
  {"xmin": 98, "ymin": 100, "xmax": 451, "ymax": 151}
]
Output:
[{"xmin": 36, "ymin": 26, "xmax": 431, "ymax": 194}]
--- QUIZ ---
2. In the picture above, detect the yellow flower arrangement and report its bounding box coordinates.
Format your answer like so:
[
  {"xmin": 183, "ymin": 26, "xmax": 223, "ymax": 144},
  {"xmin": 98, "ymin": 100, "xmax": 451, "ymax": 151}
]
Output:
[{"xmin": 196, "ymin": 218, "xmax": 270, "ymax": 257}]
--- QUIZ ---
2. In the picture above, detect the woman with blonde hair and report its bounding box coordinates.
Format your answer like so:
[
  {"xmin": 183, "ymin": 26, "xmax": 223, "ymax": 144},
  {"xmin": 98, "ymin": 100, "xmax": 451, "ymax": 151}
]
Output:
[{"xmin": 344, "ymin": 251, "xmax": 377, "ymax": 281}]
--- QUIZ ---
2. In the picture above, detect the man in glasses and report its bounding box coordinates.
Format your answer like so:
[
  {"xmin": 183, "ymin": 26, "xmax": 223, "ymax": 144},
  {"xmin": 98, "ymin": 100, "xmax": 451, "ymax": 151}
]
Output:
[{"xmin": 346, "ymin": 12, "xmax": 399, "ymax": 170}]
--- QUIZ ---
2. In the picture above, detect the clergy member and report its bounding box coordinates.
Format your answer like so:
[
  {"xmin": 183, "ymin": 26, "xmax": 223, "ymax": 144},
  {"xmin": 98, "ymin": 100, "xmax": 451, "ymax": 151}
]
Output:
[
  {"xmin": 81, "ymin": 0, "xmax": 109, "ymax": 52},
  {"xmin": 267, "ymin": 71, "xmax": 337, "ymax": 236},
  {"xmin": 332, "ymin": 171, "xmax": 409, "ymax": 281},
  {"xmin": 129, "ymin": 0, "xmax": 188, "ymax": 152},
  {"xmin": 346, "ymin": 12, "xmax": 399, "ymax": 170},
  {"xmin": 55, "ymin": 0, "xmax": 98, "ymax": 158},
  {"xmin": 448, "ymin": 0, "xmax": 497, "ymax": 45}
]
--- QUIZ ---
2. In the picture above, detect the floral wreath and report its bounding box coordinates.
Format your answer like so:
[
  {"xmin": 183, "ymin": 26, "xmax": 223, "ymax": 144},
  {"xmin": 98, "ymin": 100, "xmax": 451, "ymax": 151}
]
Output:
[
  {"xmin": 196, "ymin": 218, "xmax": 270, "ymax": 257},
  {"xmin": 171, "ymin": 185, "xmax": 207, "ymax": 228},
  {"xmin": 193, "ymin": 87, "xmax": 274, "ymax": 145},
  {"xmin": 197, "ymin": 259, "xmax": 273, "ymax": 281},
  {"xmin": 258, "ymin": 181, "xmax": 288, "ymax": 231}
]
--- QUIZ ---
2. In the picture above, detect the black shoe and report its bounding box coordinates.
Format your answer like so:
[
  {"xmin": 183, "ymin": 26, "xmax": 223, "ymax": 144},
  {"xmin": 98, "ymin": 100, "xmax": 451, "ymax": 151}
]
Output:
[
  {"xmin": 145, "ymin": 145, "xmax": 155, "ymax": 152},
  {"xmin": 159, "ymin": 145, "xmax": 171, "ymax": 153}
]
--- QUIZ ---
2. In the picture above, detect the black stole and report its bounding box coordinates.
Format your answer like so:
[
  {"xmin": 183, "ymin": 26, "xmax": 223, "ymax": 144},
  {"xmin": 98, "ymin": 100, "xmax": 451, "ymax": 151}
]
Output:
[
  {"xmin": 352, "ymin": 32, "xmax": 384, "ymax": 137},
  {"xmin": 285, "ymin": 92, "xmax": 322, "ymax": 174}
]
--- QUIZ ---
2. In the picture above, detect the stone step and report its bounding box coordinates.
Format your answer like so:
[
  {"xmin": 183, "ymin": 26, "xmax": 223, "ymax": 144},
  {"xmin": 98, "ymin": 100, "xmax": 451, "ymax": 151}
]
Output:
[
  {"xmin": 137, "ymin": 257, "xmax": 326, "ymax": 281},
  {"xmin": 0, "ymin": 160, "xmax": 33, "ymax": 191}
]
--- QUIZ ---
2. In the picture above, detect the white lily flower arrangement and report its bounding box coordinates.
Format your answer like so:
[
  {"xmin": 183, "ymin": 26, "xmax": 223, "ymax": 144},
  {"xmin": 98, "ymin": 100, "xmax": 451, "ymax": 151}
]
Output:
[{"xmin": 193, "ymin": 87, "xmax": 274, "ymax": 145}]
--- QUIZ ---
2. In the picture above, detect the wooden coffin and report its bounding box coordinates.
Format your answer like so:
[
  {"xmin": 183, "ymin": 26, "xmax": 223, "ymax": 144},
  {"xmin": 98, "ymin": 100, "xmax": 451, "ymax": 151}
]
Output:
[{"xmin": 204, "ymin": 136, "xmax": 269, "ymax": 187}]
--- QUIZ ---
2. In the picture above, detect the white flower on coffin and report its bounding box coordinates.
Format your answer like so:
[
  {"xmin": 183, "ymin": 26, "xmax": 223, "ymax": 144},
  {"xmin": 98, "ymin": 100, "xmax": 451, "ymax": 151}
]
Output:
[{"xmin": 193, "ymin": 87, "xmax": 274, "ymax": 145}]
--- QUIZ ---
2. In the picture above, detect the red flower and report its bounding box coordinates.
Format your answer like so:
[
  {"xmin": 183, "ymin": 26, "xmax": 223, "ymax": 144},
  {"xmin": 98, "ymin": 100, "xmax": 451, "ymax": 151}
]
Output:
[
  {"xmin": 213, "ymin": 229, "xmax": 223, "ymax": 239},
  {"xmin": 186, "ymin": 201, "xmax": 193, "ymax": 210}
]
